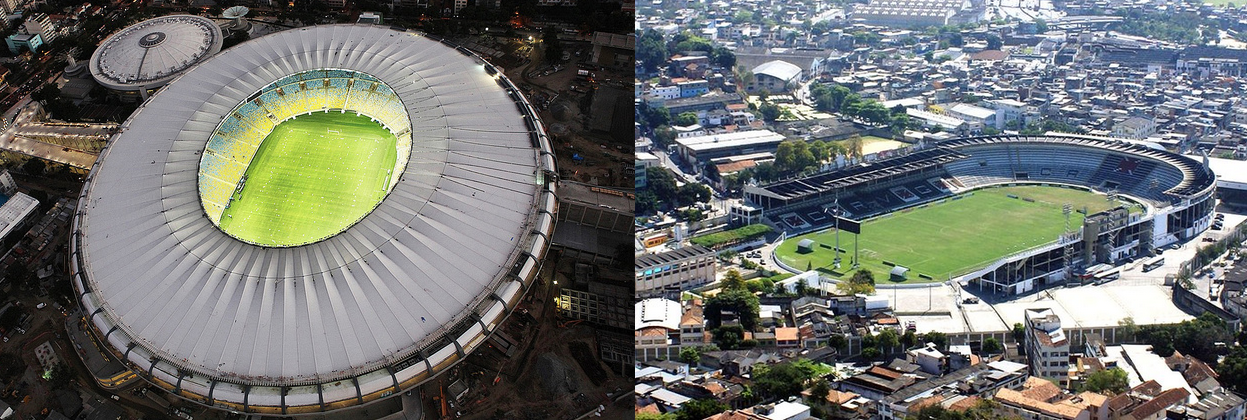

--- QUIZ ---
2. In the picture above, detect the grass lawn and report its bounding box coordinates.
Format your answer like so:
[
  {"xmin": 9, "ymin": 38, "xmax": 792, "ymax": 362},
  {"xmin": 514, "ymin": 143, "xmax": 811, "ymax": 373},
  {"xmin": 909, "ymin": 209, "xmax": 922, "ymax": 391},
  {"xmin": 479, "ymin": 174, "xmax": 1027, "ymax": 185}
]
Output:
[
  {"xmin": 219, "ymin": 111, "xmax": 397, "ymax": 247},
  {"xmin": 774, "ymin": 185, "xmax": 1137, "ymax": 283}
]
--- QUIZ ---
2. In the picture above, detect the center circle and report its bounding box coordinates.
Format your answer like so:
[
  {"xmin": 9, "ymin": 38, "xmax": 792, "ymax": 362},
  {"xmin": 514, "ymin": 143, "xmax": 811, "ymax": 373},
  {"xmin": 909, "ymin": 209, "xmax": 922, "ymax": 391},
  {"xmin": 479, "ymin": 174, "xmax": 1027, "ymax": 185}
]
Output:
[
  {"xmin": 197, "ymin": 69, "xmax": 412, "ymax": 247},
  {"xmin": 139, "ymin": 31, "xmax": 166, "ymax": 48}
]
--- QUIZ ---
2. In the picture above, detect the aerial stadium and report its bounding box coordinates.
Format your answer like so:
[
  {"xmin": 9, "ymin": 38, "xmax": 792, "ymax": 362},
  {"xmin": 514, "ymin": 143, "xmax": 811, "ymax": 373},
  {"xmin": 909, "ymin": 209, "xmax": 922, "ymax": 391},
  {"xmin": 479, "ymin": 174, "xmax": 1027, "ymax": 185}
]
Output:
[
  {"xmin": 71, "ymin": 24, "xmax": 557, "ymax": 415},
  {"xmin": 749, "ymin": 135, "xmax": 1216, "ymax": 294}
]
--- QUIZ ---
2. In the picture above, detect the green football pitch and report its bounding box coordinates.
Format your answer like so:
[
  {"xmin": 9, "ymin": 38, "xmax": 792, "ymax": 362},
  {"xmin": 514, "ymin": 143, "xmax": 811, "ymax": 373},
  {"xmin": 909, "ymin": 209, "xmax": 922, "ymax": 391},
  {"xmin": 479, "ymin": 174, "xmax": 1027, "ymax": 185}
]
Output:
[
  {"xmin": 218, "ymin": 111, "xmax": 397, "ymax": 247},
  {"xmin": 774, "ymin": 185, "xmax": 1139, "ymax": 283}
]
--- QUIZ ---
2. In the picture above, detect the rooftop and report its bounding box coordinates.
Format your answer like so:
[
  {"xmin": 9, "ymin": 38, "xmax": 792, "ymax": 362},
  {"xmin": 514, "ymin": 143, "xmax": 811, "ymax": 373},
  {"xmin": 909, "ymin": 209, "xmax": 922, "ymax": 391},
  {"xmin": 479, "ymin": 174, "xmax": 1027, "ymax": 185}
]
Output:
[{"xmin": 89, "ymin": 15, "xmax": 223, "ymax": 90}]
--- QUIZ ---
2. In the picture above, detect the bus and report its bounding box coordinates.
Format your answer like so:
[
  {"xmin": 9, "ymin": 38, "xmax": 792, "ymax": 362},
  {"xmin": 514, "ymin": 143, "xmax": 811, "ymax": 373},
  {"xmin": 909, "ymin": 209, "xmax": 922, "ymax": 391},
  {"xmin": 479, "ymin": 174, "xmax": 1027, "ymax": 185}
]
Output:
[
  {"xmin": 1142, "ymin": 256, "xmax": 1165, "ymax": 272},
  {"xmin": 1094, "ymin": 268, "xmax": 1121, "ymax": 285},
  {"xmin": 1077, "ymin": 263, "xmax": 1114, "ymax": 282}
]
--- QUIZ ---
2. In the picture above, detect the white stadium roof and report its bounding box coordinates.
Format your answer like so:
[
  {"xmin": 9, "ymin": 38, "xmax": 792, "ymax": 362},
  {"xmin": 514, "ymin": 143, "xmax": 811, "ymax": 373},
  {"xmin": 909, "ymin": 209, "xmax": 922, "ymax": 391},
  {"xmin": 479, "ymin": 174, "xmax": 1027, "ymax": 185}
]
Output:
[
  {"xmin": 74, "ymin": 24, "xmax": 557, "ymax": 413},
  {"xmin": 89, "ymin": 15, "xmax": 223, "ymax": 91}
]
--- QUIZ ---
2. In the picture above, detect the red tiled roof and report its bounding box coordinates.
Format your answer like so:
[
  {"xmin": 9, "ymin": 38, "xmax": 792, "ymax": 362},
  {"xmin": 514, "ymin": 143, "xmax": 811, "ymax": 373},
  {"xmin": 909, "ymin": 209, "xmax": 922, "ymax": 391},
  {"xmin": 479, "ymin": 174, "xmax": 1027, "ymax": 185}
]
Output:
[
  {"xmin": 1128, "ymin": 388, "xmax": 1190, "ymax": 420},
  {"xmin": 867, "ymin": 366, "xmax": 903, "ymax": 380},
  {"xmin": 1020, "ymin": 377, "xmax": 1063, "ymax": 402},
  {"xmin": 949, "ymin": 396, "xmax": 981, "ymax": 411}
]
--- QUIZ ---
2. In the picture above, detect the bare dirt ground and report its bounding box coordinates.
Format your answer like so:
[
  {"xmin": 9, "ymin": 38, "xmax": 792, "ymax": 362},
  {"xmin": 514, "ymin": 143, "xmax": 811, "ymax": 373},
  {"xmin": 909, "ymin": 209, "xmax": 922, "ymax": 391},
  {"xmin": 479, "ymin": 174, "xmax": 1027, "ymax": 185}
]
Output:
[{"xmin": 419, "ymin": 261, "xmax": 631, "ymax": 420}]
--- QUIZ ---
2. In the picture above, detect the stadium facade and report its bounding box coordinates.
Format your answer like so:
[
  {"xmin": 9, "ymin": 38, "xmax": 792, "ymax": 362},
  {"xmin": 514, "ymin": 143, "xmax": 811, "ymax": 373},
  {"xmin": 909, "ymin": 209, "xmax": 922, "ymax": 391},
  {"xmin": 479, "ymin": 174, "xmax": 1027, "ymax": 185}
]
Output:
[
  {"xmin": 72, "ymin": 25, "xmax": 557, "ymax": 414},
  {"xmin": 746, "ymin": 135, "xmax": 1216, "ymax": 294}
]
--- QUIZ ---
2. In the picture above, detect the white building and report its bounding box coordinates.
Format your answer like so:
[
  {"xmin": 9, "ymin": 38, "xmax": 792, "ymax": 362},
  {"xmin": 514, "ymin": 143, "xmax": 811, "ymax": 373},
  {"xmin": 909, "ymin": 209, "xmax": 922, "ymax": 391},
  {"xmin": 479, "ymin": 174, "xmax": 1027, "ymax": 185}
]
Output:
[
  {"xmin": 757, "ymin": 401, "xmax": 812, "ymax": 420},
  {"xmin": 649, "ymin": 85, "xmax": 680, "ymax": 100},
  {"xmin": 987, "ymin": 99, "xmax": 1038, "ymax": 130},
  {"xmin": 1025, "ymin": 308, "xmax": 1070, "ymax": 379},
  {"xmin": 0, "ymin": 192, "xmax": 38, "ymax": 245},
  {"xmin": 947, "ymin": 103, "xmax": 996, "ymax": 131},
  {"xmin": 0, "ymin": 169, "xmax": 16, "ymax": 195},
  {"xmin": 907, "ymin": 108, "xmax": 967, "ymax": 132},
  {"xmin": 1113, "ymin": 117, "xmax": 1157, "ymax": 140},
  {"xmin": 750, "ymin": 61, "xmax": 803, "ymax": 93},
  {"xmin": 23, "ymin": 13, "xmax": 59, "ymax": 43},
  {"xmin": 635, "ymin": 298, "xmax": 683, "ymax": 358},
  {"xmin": 674, "ymin": 129, "xmax": 787, "ymax": 167}
]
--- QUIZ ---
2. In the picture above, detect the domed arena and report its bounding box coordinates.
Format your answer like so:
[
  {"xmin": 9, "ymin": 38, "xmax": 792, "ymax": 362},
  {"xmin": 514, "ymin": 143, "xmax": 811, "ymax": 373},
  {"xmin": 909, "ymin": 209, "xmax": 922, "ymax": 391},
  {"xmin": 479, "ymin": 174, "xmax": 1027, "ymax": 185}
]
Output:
[
  {"xmin": 72, "ymin": 24, "xmax": 557, "ymax": 414},
  {"xmin": 88, "ymin": 15, "xmax": 223, "ymax": 94}
]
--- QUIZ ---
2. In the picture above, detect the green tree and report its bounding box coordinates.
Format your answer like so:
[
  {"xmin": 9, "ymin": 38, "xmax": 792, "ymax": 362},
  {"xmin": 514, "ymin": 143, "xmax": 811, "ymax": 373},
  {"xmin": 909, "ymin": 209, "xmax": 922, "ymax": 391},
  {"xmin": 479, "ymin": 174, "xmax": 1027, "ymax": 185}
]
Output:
[
  {"xmin": 677, "ymin": 398, "xmax": 729, "ymax": 420},
  {"xmin": 644, "ymin": 167, "xmax": 679, "ymax": 205},
  {"xmin": 637, "ymin": 191, "xmax": 660, "ymax": 215},
  {"xmin": 677, "ymin": 183, "xmax": 712, "ymax": 206},
  {"xmin": 828, "ymin": 333, "xmax": 848, "ymax": 350},
  {"xmin": 713, "ymin": 325, "xmax": 745, "ymax": 349},
  {"xmin": 1082, "ymin": 367, "xmax": 1129, "ymax": 394},
  {"xmin": 679, "ymin": 346, "xmax": 702, "ymax": 365},
  {"xmin": 774, "ymin": 140, "xmax": 818, "ymax": 174},
  {"xmin": 844, "ymin": 135, "xmax": 865, "ymax": 160},
  {"xmin": 838, "ymin": 269, "xmax": 876, "ymax": 295},
  {"xmin": 982, "ymin": 337, "xmax": 1003, "ymax": 355},
  {"xmin": 679, "ymin": 208, "xmax": 705, "ymax": 222},
  {"xmin": 923, "ymin": 331, "xmax": 949, "ymax": 350},
  {"xmin": 1217, "ymin": 345, "xmax": 1247, "ymax": 394},
  {"xmin": 637, "ymin": 412, "xmax": 677, "ymax": 420},
  {"xmin": 710, "ymin": 46, "xmax": 736, "ymax": 68},
  {"xmin": 759, "ymin": 102, "xmax": 782, "ymax": 122},
  {"xmin": 809, "ymin": 140, "xmax": 830, "ymax": 162},
  {"xmin": 1118, "ymin": 317, "xmax": 1137, "ymax": 342},
  {"xmin": 851, "ymin": 269, "xmax": 875, "ymax": 285},
  {"xmin": 878, "ymin": 329, "xmax": 900, "ymax": 354},
  {"xmin": 1034, "ymin": 18, "xmax": 1048, "ymax": 33},
  {"xmin": 640, "ymin": 105, "xmax": 672, "ymax": 129},
  {"xmin": 807, "ymin": 379, "xmax": 831, "ymax": 405},
  {"xmin": 46, "ymin": 363, "xmax": 73, "ymax": 390},
  {"xmin": 675, "ymin": 112, "xmax": 699, "ymax": 127},
  {"xmin": 861, "ymin": 346, "xmax": 882, "ymax": 360},
  {"xmin": 673, "ymin": 32, "xmax": 713, "ymax": 54},
  {"xmin": 985, "ymin": 34, "xmax": 1002, "ymax": 50},
  {"xmin": 638, "ymin": 30, "xmax": 669, "ymax": 73},
  {"xmin": 705, "ymin": 289, "xmax": 761, "ymax": 330},
  {"xmin": 1012, "ymin": 322, "xmax": 1026, "ymax": 342},
  {"xmin": 721, "ymin": 269, "xmax": 747, "ymax": 291},
  {"xmin": 753, "ymin": 361, "xmax": 818, "ymax": 398},
  {"xmin": 902, "ymin": 330, "xmax": 918, "ymax": 349}
]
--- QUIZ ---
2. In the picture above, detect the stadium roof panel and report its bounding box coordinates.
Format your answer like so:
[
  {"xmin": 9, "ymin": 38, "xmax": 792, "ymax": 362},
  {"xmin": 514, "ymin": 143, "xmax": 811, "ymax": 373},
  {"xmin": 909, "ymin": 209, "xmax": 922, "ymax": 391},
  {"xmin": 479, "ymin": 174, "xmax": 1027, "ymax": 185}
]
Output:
[{"xmin": 74, "ymin": 25, "xmax": 556, "ymax": 411}]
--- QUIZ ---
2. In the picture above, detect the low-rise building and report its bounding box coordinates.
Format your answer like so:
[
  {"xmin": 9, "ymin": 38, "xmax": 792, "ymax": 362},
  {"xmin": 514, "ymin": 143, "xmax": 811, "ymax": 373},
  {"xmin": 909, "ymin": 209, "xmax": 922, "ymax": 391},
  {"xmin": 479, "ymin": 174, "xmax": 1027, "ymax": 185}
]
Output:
[
  {"xmin": 5, "ymin": 33, "xmax": 42, "ymax": 54},
  {"xmin": 0, "ymin": 192, "xmax": 39, "ymax": 249},
  {"xmin": 749, "ymin": 61, "xmax": 803, "ymax": 93},
  {"xmin": 992, "ymin": 377, "xmax": 1108, "ymax": 420},
  {"xmin": 635, "ymin": 245, "xmax": 716, "ymax": 298}
]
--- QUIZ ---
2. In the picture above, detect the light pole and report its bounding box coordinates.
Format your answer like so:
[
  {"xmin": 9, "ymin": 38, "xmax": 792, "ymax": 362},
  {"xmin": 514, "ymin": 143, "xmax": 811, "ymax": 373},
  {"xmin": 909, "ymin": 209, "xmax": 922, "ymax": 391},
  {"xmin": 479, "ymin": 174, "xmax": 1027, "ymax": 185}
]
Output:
[{"xmin": 826, "ymin": 196, "xmax": 842, "ymax": 269}]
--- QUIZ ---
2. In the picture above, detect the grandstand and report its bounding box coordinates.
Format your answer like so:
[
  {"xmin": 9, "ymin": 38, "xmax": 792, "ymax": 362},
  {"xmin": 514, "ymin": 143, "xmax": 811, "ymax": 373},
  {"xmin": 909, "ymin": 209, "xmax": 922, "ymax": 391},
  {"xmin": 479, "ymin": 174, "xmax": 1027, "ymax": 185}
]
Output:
[
  {"xmin": 751, "ymin": 134, "xmax": 1216, "ymax": 294},
  {"xmin": 197, "ymin": 68, "xmax": 414, "ymax": 246}
]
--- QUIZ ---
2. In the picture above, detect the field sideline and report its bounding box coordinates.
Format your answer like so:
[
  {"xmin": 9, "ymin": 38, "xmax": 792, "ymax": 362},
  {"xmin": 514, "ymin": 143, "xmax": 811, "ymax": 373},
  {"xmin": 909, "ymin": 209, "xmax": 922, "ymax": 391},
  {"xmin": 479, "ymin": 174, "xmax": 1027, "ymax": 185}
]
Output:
[
  {"xmin": 219, "ymin": 111, "xmax": 397, "ymax": 247},
  {"xmin": 774, "ymin": 185, "xmax": 1137, "ymax": 283}
]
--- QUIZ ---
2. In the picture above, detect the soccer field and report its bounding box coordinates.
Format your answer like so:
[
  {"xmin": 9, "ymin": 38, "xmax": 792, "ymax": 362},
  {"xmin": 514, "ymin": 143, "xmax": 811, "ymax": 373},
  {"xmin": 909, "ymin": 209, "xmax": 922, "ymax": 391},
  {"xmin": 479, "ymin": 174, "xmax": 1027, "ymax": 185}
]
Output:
[
  {"xmin": 774, "ymin": 185, "xmax": 1138, "ymax": 283},
  {"xmin": 219, "ymin": 111, "xmax": 398, "ymax": 247}
]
